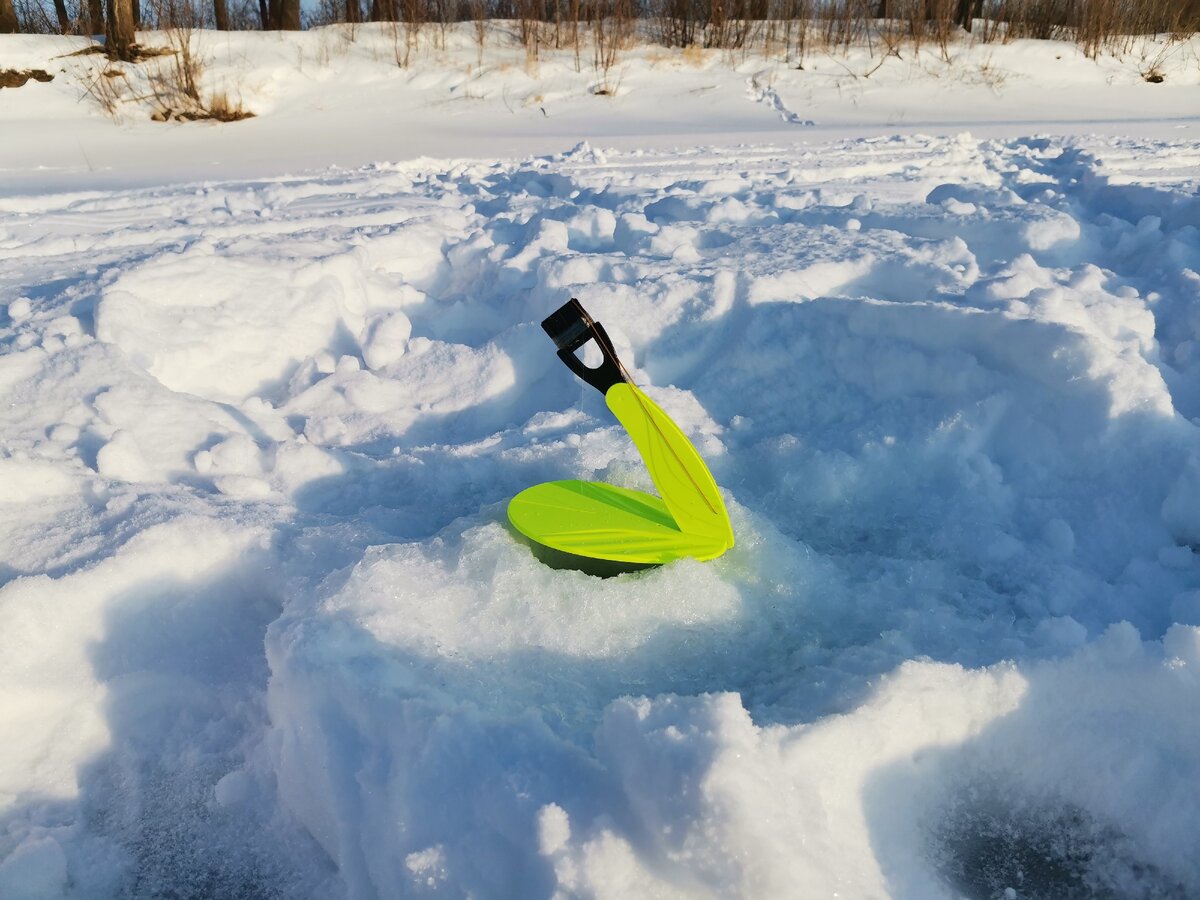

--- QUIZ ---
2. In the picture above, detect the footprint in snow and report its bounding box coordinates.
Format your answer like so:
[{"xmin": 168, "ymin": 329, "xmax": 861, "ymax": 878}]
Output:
[{"xmin": 747, "ymin": 77, "xmax": 815, "ymax": 126}]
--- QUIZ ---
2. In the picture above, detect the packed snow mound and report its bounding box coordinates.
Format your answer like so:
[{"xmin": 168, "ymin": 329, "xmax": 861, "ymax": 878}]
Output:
[
  {"xmin": 3, "ymin": 133, "xmax": 1200, "ymax": 899},
  {"xmin": 97, "ymin": 245, "xmax": 363, "ymax": 404}
]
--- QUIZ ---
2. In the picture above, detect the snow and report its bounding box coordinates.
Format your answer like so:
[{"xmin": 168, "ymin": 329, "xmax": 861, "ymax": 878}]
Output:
[
  {"xmin": 2, "ymin": 26, "xmax": 1199, "ymax": 192},
  {"xmin": 3, "ymin": 24, "xmax": 1200, "ymax": 900}
]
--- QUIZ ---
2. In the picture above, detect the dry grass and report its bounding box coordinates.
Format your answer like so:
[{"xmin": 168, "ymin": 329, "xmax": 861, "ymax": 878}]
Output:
[
  {"xmin": 60, "ymin": 0, "xmax": 256, "ymax": 123},
  {"xmin": 151, "ymin": 90, "xmax": 254, "ymax": 120},
  {"xmin": 0, "ymin": 67, "xmax": 54, "ymax": 87}
]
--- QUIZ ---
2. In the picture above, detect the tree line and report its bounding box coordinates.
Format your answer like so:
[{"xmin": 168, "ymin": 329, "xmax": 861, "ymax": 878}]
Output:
[{"xmin": 3, "ymin": 0, "xmax": 1198, "ymax": 63}]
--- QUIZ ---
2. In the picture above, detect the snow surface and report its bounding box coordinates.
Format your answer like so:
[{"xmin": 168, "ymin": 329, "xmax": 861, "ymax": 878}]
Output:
[
  {"xmin": 1, "ymin": 26, "xmax": 1198, "ymax": 192},
  {"xmin": 3, "ymin": 26, "xmax": 1200, "ymax": 900}
]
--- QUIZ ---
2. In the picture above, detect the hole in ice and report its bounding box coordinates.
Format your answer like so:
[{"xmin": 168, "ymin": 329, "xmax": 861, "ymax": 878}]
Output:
[{"xmin": 928, "ymin": 782, "xmax": 1188, "ymax": 900}]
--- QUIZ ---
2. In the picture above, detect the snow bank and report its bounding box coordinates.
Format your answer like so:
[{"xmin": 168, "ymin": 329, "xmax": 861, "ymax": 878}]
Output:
[
  {"xmin": 2, "ymin": 28, "xmax": 1198, "ymax": 193},
  {"xmin": 2, "ymin": 129, "xmax": 1200, "ymax": 897}
]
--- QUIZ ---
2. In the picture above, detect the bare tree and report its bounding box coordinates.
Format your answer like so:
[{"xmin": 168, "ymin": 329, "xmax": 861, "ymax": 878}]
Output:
[
  {"xmin": 266, "ymin": 0, "xmax": 299, "ymax": 27},
  {"xmin": 369, "ymin": 0, "xmax": 393, "ymax": 18},
  {"xmin": 954, "ymin": 0, "xmax": 976, "ymax": 31},
  {"xmin": 7, "ymin": 0, "xmax": 1199, "ymax": 55},
  {"xmin": 107, "ymin": 0, "xmax": 136, "ymax": 58},
  {"xmin": 0, "ymin": 0, "xmax": 18, "ymax": 33},
  {"xmin": 52, "ymin": 0, "xmax": 71, "ymax": 31}
]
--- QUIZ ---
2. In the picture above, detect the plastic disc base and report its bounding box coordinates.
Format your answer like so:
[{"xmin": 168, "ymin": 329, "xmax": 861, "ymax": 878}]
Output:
[{"xmin": 507, "ymin": 479, "xmax": 730, "ymax": 565}]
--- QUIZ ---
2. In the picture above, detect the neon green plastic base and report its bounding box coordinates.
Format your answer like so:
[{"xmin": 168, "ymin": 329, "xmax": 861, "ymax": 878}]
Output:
[
  {"xmin": 507, "ymin": 479, "xmax": 731, "ymax": 564},
  {"xmin": 509, "ymin": 381, "xmax": 734, "ymax": 566}
]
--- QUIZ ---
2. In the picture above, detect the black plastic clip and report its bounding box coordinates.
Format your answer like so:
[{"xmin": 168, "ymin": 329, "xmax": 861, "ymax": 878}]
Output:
[{"xmin": 541, "ymin": 298, "xmax": 627, "ymax": 395}]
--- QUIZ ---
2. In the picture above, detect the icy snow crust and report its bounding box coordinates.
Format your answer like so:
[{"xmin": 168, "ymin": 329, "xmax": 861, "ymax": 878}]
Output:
[{"xmin": 3, "ymin": 134, "xmax": 1200, "ymax": 898}]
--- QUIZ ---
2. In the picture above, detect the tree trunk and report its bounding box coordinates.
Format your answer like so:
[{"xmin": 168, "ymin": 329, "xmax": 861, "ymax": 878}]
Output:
[
  {"xmin": 53, "ymin": 0, "xmax": 71, "ymax": 32},
  {"xmin": 106, "ymin": 0, "xmax": 136, "ymax": 60},
  {"xmin": 346, "ymin": 0, "xmax": 360, "ymax": 22},
  {"xmin": 214, "ymin": 0, "xmax": 229, "ymax": 29},
  {"xmin": 258, "ymin": 0, "xmax": 268, "ymax": 27},
  {"xmin": 264, "ymin": 0, "xmax": 299, "ymax": 28},
  {"xmin": 88, "ymin": 0, "xmax": 104, "ymax": 34},
  {"xmin": 278, "ymin": 0, "xmax": 299, "ymax": 28},
  {"xmin": 0, "ymin": 0, "xmax": 18, "ymax": 35},
  {"xmin": 954, "ymin": 0, "xmax": 975, "ymax": 30}
]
